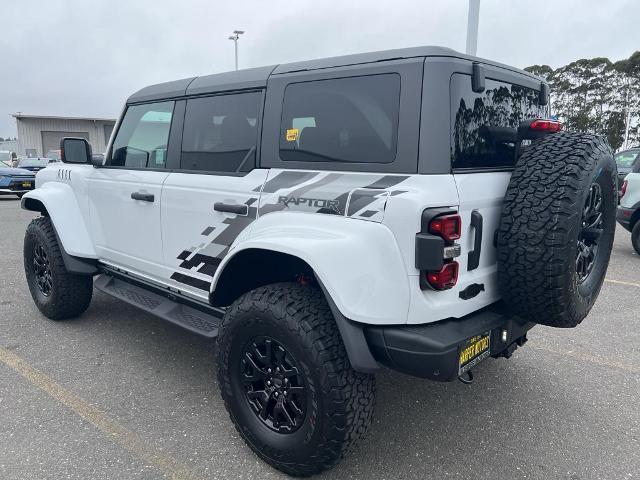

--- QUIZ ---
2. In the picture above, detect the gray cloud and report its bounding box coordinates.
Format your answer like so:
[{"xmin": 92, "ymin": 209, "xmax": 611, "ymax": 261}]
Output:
[{"xmin": 1, "ymin": 0, "xmax": 638, "ymax": 137}]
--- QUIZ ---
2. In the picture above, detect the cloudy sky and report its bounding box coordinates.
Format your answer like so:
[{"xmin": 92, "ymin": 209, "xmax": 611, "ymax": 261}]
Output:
[{"xmin": 1, "ymin": 0, "xmax": 638, "ymax": 138}]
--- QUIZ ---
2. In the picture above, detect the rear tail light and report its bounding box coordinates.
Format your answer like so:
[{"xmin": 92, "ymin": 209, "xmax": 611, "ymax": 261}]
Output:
[
  {"xmin": 529, "ymin": 119, "xmax": 563, "ymax": 132},
  {"xmin": 429, "ymin": 214, "xmax": 461, "ymax": 242},
  {"xmin": 426, "ymin": 261, "xmax": 459, "ymax": 290},
  {"xmin": 620, "ymin": 180, "xmax": 628, "ymax": 199}
]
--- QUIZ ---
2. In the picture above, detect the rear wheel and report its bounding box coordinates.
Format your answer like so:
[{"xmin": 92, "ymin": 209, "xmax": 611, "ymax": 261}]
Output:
[
  {"xmin": 216, "ymin": 283, "xmax": 375, "ymax": 477},
  {"xmin": 632, "ymin": 221, "xmax": 640, "ymax": 255},
  {"xmin": 24, "ymin": 217, "xmax": 93, "ymax": 320},
  {"xmin": 497, "ymin": 132, "xmax": 617, "ymax": 328}
]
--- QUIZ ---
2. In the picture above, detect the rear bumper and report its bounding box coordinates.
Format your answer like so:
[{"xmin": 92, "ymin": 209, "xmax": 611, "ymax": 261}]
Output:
[
  {"xmin": 616, "ymin": 206, "xmax": 634, "ymax": 231},
  {"xmin": 364, "ymin": 303, "xmax": 534, "ymax": 381}
]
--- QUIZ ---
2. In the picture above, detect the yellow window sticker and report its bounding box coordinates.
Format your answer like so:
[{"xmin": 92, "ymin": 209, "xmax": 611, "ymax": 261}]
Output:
[{"xmin": 286, "ymin": 128, "xmax": 299, "ymax": 142}]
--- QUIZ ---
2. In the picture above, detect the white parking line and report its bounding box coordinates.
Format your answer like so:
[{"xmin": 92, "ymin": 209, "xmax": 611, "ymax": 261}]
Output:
[
  {"xmin": 0, "ymin": 347, "xmax": 199, "ymax": 480},
  {"xmin": 605, "ymin": 278, "xmax": 640, "ymax": 288}
]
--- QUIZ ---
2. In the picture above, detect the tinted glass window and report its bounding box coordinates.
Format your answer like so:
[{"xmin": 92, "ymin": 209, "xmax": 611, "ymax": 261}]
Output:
[
  {"xmin": 109, "ymin": 101, "xmax": 174, "ymax": 168},
  {"xmin": 615, "ymin": 150, "xmax": 639, "ymax": 168},
  {"xmin": 19, "ymin": 158, "xmax": 48, "ymax": 167},
  {"xmin": 450, "ymin": 74, "xmax": 548, "ymax": 169},
  {"xmin": 181, "ymin": 92, "xmax": 261, "ymax": 173},
  {"xmin": 103, "ymin": 124, "xmax": 115, "ymax": 147},
  {"xmin": 280, "ymin": 74, "xmax": 400, "ymax": 164}
]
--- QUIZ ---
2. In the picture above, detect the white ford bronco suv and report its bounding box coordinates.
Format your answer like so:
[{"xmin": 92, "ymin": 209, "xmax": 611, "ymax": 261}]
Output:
[{"xmin": 21, "ymin": 46, "xmax": 617, "ymax": 476}]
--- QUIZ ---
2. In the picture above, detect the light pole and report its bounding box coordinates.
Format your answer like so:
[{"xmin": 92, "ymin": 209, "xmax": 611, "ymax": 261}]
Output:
[
  {"xmin": 623, "ymin": 80, "xmax": 632, "ymax": 150},
  {"xmin": 228, "ymin": 30, "xmax": 245, "ymax": 71},
  {"xmin": 466, "ymin": 0, "xmax": 480, "ymax": 56}
]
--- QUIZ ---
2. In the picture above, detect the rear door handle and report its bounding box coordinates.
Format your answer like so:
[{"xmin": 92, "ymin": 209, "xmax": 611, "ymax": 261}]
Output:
[
  {"xmin": 467, "ymin": 210, "xmax": 483, "ymax": 271},
  {"xmin": 131, "ymin": 192, "xmax": 154, "ymax": 202},
  {"xmin": 214, "ymin": 202, "xmax": 248, "ymax": 215}
]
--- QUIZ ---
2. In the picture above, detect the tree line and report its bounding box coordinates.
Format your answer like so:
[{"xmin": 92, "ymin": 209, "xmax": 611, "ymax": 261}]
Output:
[{"xmin": 526, "ymin": 51, "xmax": 640, "ymax": 151}]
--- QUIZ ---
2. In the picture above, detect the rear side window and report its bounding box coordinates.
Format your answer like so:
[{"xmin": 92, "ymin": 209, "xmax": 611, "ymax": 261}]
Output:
[
  {"xmin": 109, "ymin": 101, "xmax": 174, "ymax": 169},
  {"xmin": 181, "ymin": 91, "xmax": 262, "ymax": 173},
  {"xmin": 450, "ymin": 74, "xmax": 548, "ymax": 170},
  {"xmin": 280, "ymin": 74, "xmax": 400, "ymax": 164}
]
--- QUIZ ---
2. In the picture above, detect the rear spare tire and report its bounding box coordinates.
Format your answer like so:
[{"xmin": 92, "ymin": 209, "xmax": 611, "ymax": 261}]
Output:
[{"xmin": 497, "ymin": 132, "xmax": 616, "ymax": 328}]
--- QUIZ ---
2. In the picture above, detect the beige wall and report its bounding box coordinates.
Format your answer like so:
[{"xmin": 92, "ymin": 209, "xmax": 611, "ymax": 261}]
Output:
[{"xmin": 16, "ymin": 118, "xmax": 116, "ymax": 157}]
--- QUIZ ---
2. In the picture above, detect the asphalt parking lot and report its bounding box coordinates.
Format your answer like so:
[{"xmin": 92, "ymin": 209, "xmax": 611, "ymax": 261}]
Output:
[{"xmin": 0, "ymin": 196, "xmax": 638, "ymax": 480}]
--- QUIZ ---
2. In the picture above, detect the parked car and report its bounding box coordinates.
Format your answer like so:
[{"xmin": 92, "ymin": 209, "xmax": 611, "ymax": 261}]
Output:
[
  {"xmin": 20, "ymin": 46, "xmax": 617, "ymax": 476},
  {"xmin": 17, "ymin": 157, "xmax": 56, "ymax": 172},
  {"xmin": 614, "ymin": 148, "xmax": 639, "ymax": 195},
  {"xmin": 45, "ymin": 150, "xmax": 62, "ymax": 162},
  {"xmin": 0, "ymin": 159, "xmax": 35, "ymax": 197},
  {"xmin": 0, "ymin": 150, "xmax": 16, "ymax": 167},
  {"xmin": 617, "ymin": 159, "xmax": 640, "ymax": 253}
]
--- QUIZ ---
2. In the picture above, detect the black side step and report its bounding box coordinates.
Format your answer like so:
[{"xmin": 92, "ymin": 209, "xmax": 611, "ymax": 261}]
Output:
[{"xmin": 94, "ymin": 274, "xmax": 222, "ymax": 338}]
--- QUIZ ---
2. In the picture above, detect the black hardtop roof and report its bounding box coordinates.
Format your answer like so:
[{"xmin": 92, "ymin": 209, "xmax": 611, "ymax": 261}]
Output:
[{"xmin": 127, "ymin": 45, "xmax": 542, "ymax": 104}]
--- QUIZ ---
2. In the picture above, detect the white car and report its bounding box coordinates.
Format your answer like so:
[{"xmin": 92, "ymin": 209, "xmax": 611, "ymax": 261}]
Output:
[
  {"xmin": 20, "ymin": 46, "xmax": 617, "ymax": 476},
  {"xmin": 617, "ymin": 162, "xmax": 640, "ymax": 253}
]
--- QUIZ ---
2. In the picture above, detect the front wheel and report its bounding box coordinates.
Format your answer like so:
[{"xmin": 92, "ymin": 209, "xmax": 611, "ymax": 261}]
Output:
[
  {"xmin": 24, "ymin": 216, "xmax": 93, "ymax": 320},
  {"xmin": 216, "ymin": 283, "xmax": 375, "ymax": 477}
]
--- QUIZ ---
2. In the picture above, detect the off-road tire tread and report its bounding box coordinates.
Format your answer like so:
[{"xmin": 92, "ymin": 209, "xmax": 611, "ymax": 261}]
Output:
[
  {"xmin": 497, "ymin": 132, "xmax": 615, "ymax": 327},
  {"xmin": 217, "ymin": 283, "xmax": 375, "ymax": 477},
  {"xmin": 24, "ymin": 216, "xmax": 93, "ymax": 320}
]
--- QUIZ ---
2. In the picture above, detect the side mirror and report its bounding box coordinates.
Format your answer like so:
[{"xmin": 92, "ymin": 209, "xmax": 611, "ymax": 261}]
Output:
[{"xmin": 60, "ymin": 137, "xmax": 92, "ymax": 164}]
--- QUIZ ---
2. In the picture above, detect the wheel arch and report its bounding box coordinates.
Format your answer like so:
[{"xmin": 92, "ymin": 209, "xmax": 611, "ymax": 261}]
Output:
[
  {"xmin": 21, "ymin": 184, "xmax": 97, "ymax": 273},
  {"xmin": 211, "ymin": 247, "xmax": 380, "ymax": 373},
  {"xmin": 22, "ymin": 196, "xmax": 49, "ymax": 215}
]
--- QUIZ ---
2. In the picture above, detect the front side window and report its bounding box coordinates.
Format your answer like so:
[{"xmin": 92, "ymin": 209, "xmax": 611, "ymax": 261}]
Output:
[
  {"xmin": 109, "ymin": 101, "xmax": 174, "ymax": 168},
  {"xmin": 450, "ymin": 74, "xmax": 548, "ymax": 169},
  {"xmin": 280, "ymin": 74, "xmax": 401, "ymax": 164},
  {"xmin": 180, "ymin": 91, "xmax": 262, "ymax": 173}
]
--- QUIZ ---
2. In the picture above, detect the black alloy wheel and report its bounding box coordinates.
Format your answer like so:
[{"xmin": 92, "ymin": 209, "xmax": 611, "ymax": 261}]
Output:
[
  {"xmin": 576, "ymin": 182, "xmax": 604, "ymax": 283},
  {"xmin": 33, "ymin": 244, "xmax": 52, "ymax": 296},
  {"xmin": 240, "ymin": 336, "xmax": 307, "ymax": 434}
]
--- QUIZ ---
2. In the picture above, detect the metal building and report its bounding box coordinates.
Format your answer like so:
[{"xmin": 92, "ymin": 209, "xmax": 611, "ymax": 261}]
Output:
[{"xmin": 12, "ymin": 114, "xmax": 117, "ymax": 157}]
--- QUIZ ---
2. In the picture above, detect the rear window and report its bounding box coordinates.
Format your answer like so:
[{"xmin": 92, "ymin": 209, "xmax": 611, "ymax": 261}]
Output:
[
  {"xmin": 280, "ymin": 74, "xmax": 400, "ymax": 164},
  {"xmin": 19, "ymin": 158, "xmax": 49, "ymax": 167},
  {"xmin": 615, "ymin": 150, "xmax": 639, "ymax": 168},
  {"xmin": 450, "ymin": 74, "xmax": 548, "ymax": 170}
]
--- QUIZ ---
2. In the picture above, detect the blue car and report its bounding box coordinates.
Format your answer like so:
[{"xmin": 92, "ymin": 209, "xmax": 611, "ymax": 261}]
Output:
[
  {"xmin": 0, "ymin": 160, "xmax": 36, "ymax": 198},
  {"xmin": 17, "ymin": 157, "xmax": 57, "ymax": 173}
]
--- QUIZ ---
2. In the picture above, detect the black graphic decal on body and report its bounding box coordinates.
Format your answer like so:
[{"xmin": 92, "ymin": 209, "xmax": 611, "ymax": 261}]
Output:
[
  {"xmin": 170, "ymin": 195, "xmax": 260, "ymax": 291},
  {"xmin": 346, "ymin": 189, "xmax": 388, "ymax": 216},
  {"xmin": 170, "ymin": 272, "xmax": 211, "ymax": 291},
  {"xmin": 278, "ymin": 196, "xmax": 340, "ymax": 210},
  {"xmin": 257, "ymin": 171, "xmax": 319, "ymax": 193}
]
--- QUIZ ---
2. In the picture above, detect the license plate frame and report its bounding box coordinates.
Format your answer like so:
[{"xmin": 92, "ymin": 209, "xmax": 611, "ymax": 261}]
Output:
[{"xmin": 458, "ymin": 332, "xmax": 491, "ymax": 375}]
